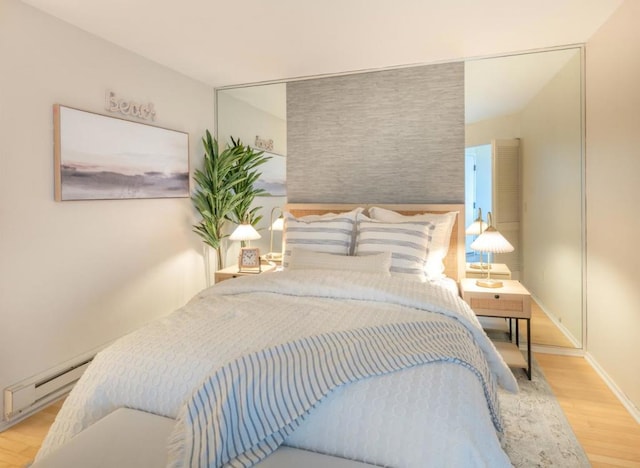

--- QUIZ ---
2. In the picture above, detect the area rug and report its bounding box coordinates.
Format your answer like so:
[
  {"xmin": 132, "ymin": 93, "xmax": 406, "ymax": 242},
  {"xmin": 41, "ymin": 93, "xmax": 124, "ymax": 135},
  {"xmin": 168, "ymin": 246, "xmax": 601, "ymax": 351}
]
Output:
[{"xmin": 499, "ymin": 359, "xmax": 590, "ymax": 467}]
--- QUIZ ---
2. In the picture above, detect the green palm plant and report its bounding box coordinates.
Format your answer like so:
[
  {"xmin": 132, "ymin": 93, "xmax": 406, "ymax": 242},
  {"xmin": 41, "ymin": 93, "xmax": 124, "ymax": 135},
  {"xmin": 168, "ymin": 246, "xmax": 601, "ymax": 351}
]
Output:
[
  {"xmin": 226, "ymin": 137, "xmax": 270, "ymax": 228},
  {"xmin": 192, "ymin": 131, "xmax": 271, "ymax": 269},
  {"xmin": 192, "ymin": 130, "xmax": 246, "ymax": 268}
]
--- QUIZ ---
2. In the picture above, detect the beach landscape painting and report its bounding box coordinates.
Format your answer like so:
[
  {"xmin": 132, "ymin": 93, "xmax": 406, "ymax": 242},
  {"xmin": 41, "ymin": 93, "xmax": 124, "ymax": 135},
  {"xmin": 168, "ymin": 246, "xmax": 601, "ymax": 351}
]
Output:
[
  {"xmin": 54, "ymin": 105, "xmax": 189, "ymax": 201},
  {"xmin": 255, "ymin": 151, "xmax": 286, "ymax": 196}
]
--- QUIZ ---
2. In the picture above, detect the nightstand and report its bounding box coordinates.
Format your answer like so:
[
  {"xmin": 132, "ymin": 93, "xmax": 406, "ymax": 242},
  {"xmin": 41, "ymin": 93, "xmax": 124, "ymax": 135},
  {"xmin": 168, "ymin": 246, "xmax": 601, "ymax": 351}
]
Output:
[
  {"xmin": 465, "ymin": 263, "xmax": 511, "ymax": 280},
  {"xmin": 459, "ymin": 278, "xmax": 531, "ymax": 379},
  {"xmin": 214, "ymin": 263, "xmax": 276, "ymax": 283}
]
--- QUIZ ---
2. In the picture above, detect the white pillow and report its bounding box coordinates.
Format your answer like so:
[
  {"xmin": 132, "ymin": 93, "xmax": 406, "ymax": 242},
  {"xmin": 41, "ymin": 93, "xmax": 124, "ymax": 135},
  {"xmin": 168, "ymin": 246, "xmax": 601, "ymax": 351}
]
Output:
[
  {"xmin": 355, "ymin": 214, "xmax": 436, "ymax": 281},
  {"xmin": 368, "ymin": 207, "xmax": 457, "ymax": 279},
  {"xmin": 282, "ymin": 208, "xmax": 363, "ymax": 268},
  {"xmin": 289, "ymin": 248, "xmax": 392, "ymax": 275}
]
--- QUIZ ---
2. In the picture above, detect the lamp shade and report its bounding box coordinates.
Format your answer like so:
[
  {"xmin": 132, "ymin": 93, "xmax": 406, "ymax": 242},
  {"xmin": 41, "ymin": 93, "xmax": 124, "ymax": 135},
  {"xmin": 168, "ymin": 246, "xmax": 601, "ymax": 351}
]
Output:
[
  {"xmin": 470, "ymin": 226, "xmax": 514, "ymax": 253},
  {"xmin": 229, "ymin": 223, "xmax": 261, "ymax": 242},
  {"xmin": 466, "ymin": 207, "xmax": 489, "ymax": 235},
  {"xmin": 465, "ymin": 219, "xmax": 488, "ymax": 236},
  {"xmin": 270, "ymin": 217, "xmax": 284, "ymax": 231}
]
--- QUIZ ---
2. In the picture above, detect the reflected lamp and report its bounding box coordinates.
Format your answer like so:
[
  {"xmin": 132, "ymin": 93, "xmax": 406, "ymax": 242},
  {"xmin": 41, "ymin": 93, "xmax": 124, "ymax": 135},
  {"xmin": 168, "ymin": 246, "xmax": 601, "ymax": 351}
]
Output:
[
  {"xmin": 470, "ymin": 221, "xmax": 514, "ymax": 288},
  {"xmin": 266, "ymin": 207, "xmax": 284, "ymax": 263},
  {"xmin": 465, "ymin": 208, "xmax": 490, "ymax": 270}
]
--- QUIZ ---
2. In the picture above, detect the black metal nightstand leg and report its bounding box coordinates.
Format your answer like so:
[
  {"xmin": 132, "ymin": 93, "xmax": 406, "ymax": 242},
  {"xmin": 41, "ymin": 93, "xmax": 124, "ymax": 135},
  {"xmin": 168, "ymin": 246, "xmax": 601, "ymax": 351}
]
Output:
[{"xmin": 526, "ymin": 318, "xmax": 531, "ymax": 380}]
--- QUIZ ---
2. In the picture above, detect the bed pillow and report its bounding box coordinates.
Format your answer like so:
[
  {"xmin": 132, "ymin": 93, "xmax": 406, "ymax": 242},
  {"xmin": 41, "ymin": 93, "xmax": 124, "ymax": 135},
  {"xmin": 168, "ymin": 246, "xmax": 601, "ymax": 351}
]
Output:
[
  {"xmin": 282, "ymin": 208, "xmax": 363, "ymax": 268},
  {"xmin": 288, "ymin": 248, "xmax": 392, "ymax": 275},
  {"xmin": 354, "ymin": 214, "xmax": 436, "ymax": 281},
  {"xmin": 368, "ymin": 207, "xmax": 457, "ymax": 279}
]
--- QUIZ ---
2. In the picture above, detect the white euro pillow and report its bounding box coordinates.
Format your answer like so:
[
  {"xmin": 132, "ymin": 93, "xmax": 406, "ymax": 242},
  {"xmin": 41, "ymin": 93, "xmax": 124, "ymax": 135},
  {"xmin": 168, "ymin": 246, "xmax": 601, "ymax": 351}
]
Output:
[{"xmin": 288, "ymin": 248, "xmax": 392, "ymax": 276}]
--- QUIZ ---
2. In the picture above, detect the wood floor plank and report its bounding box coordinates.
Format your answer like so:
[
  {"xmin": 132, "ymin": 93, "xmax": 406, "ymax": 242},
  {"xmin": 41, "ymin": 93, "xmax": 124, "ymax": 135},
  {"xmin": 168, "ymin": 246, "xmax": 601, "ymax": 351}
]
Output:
[{"xmin": 528, "ymin": 302, "xmax": 576, "ymax": 348}]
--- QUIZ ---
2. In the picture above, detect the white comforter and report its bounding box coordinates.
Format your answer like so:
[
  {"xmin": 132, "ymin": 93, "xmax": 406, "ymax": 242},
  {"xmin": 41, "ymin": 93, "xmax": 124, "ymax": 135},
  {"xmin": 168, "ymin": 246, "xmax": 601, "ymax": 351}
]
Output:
[{"xmin": 37, "ymin": 271, "xmax": 517, "ymax": 467}]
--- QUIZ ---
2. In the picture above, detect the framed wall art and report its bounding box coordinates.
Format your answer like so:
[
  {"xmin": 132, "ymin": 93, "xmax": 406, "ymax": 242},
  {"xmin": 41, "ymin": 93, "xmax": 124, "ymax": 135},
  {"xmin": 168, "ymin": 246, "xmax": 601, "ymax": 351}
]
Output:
[{"xmin": 53, "ymin": 104, "xmax": 189, "ymax": 201}]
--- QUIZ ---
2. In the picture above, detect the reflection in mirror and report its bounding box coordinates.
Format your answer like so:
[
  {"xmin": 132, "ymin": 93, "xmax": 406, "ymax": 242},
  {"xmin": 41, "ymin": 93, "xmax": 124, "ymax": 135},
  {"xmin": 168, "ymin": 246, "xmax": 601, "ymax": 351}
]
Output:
[
  {"xmin": 465, "ymin": 47, "xmax": 584, "ymax": 348},
  {"xmin": 216, "ymin": 84, "xmax": 287, "ymax": 265},
  {"xmin": 216, "ymin": 49, "xmax": 584, "ymax": 349}
]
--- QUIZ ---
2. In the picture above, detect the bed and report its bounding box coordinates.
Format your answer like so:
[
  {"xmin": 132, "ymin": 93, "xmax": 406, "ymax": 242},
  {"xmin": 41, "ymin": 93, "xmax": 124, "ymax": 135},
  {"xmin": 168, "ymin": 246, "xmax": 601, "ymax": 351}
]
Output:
[{"xmin": 34, "ymin": 204, "xmax": 517, "ymax": 467}]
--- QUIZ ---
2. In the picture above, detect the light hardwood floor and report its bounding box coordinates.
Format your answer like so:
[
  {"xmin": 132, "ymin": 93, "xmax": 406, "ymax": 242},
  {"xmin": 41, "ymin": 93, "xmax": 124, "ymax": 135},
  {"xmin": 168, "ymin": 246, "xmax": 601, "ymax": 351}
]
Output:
[
  {"xmin": 0, "ymin": 354, "xmax": 638, "ymax": 467},
  {"xmin": 529, "ymin": 300, "xmax": 577, "ymax": 348},
  {"xmin": 536, "ymin": 354, "xmax": 640, "ymax": 467},
  {"xmin": 0, "ymin": 400, "xmax": 62, "ymax": 468}
]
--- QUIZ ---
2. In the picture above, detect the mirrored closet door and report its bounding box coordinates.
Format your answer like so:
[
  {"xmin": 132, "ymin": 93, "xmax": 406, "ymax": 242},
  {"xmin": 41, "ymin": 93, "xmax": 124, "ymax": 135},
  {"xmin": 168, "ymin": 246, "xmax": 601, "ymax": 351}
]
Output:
[{"xmin": 216, "ymin": 47, "xmax": 585, "ymax": 349}]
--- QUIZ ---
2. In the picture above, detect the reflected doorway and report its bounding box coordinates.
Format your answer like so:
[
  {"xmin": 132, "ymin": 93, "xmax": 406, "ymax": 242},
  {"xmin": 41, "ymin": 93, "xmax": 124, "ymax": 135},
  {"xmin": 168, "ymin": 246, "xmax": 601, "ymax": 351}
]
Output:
[{"xmin": 464, "ymin": 144, "xmax": 492, "ymax": 259}]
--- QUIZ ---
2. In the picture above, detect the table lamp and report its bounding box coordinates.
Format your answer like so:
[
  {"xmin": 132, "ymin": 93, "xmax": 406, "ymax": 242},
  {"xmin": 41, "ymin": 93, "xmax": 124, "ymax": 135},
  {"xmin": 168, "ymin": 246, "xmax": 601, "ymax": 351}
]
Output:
[
  {"xmin": 470, "ymin": 221, "xmax": 514, "ymax": 288},
  {"xmin": 266, "ymin": 207, "xmax": 284, "ymax": 262}
]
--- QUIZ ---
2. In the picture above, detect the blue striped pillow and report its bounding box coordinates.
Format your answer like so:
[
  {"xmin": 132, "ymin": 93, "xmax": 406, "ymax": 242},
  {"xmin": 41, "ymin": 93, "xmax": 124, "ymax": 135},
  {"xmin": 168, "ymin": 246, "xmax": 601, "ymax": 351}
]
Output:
[
  {"xmin": 283, "ymin": 208, "xmax": 362, "ymax": 268},
  {"xmin": 355, "ymin": 215, "xmax": 436, "ymax": 280}
]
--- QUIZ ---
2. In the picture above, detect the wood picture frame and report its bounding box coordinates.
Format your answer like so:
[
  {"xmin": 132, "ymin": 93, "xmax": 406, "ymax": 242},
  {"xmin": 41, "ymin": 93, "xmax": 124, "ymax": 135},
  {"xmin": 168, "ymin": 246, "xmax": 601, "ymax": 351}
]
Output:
[{"xmin": 53, "ymin": 104, "xmax": 189, "ymax": 201}]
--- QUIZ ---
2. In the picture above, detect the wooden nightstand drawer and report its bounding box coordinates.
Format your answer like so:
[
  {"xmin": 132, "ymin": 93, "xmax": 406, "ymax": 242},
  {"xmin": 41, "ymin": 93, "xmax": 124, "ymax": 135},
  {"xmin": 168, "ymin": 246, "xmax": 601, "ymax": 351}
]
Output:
[
  {"xmin": 459, "ymin": 279, "xmax": 531, "ymax": 319},
  {"xmin": 469, "ymin": 296, "xmax": 523, "ymax": 313}
]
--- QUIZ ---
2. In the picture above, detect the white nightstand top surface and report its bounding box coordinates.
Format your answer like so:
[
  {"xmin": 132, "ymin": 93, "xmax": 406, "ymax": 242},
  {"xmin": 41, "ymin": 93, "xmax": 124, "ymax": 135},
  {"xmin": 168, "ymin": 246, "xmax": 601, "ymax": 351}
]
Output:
[
  {"xmin": 459, "ymin": 278, "xmax": 530, "ymax": 296},
  {"xmin": 217, "ymin": 263, "xmax": 277, "ymax": 275}
]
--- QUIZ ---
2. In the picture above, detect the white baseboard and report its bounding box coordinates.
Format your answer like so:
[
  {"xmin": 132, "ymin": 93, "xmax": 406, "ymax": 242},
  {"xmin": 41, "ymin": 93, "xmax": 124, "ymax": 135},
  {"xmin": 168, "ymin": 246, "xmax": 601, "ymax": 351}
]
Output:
[
  {"xmin": 1, "ymin": 342, "xmax": 111, "ymax": 433},
  {"xmin": 585, "ymin": 352, "xmax": 640, "ymax": 425},
  {"xmin": 531, "ymin": 344, "xmax": 585, "ymax": 356}
]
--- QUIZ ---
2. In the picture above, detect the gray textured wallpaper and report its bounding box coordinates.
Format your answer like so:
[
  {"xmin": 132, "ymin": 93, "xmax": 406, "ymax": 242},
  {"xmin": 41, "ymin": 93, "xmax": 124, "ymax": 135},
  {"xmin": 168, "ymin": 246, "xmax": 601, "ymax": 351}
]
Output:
[{"xmin": 287, "ymin": 62, "xmax": 464, "ymax": 204}]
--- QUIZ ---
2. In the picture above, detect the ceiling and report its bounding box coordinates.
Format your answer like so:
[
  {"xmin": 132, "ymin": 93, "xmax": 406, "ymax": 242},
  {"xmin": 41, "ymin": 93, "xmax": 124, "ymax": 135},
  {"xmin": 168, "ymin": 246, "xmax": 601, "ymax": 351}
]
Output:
[
  {"xmin": 465, "ymin": 47, "xmax": 580, "ymax": 124},
  {"xmin": 222, "ymin": 84, "xmax": 287, "ymax": 121},
  {"xmin": 22, "ymin": 0, "xmax": 622, "ymax": 89}
]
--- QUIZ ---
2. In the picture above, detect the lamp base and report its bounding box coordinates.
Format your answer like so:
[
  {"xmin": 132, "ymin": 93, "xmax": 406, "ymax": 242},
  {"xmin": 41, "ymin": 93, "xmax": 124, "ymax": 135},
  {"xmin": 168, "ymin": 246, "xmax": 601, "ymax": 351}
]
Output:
[
  {"xmin": 475, "ymin": 278, "xmax": 504, "ymax": 288},
  {"xmin": 469, "ymin": 262, "xmax": 492, "ymax": 270}
]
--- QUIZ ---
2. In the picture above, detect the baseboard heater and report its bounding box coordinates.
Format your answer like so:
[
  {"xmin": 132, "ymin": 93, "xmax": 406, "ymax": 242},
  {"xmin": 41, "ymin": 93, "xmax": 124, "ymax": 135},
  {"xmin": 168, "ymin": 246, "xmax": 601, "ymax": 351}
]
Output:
[{"xmin": 4, "ymin": 356, "xmax": 93, "ymax": 422}]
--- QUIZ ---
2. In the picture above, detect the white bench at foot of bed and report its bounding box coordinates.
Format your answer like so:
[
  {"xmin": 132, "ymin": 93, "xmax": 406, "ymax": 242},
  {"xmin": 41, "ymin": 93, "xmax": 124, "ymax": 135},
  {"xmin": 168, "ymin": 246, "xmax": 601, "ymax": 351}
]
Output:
[{"xmin": 31, "ymin": 408, "xmax": 378, "ymax": 468}]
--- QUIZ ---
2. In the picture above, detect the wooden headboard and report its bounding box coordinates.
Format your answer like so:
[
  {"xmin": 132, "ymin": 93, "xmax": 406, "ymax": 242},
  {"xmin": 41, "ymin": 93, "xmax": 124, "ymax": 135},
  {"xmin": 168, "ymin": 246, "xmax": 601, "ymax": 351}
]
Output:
[{"xmin": 285, "ymin": 203, "xmax": 465, "ymax": 281}]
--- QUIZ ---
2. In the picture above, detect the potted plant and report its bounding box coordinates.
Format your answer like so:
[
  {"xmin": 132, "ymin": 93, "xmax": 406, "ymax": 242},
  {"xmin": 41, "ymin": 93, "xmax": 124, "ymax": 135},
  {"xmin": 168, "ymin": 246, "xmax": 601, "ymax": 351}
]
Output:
[
  {"xmin": 192, "ymin": 131, "xmax": 269, "ymax": 270},
  {"xmin": 226, "ymin": 137, "xmax": 270, "ymax": 229}
]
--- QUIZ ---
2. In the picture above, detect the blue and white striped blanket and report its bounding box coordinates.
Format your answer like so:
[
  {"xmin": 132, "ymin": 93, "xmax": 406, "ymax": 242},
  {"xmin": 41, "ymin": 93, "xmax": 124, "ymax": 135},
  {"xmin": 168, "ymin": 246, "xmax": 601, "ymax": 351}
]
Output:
[{"xmin": 168, "ymin": 317, "xmax": 501, "ymax": 467}]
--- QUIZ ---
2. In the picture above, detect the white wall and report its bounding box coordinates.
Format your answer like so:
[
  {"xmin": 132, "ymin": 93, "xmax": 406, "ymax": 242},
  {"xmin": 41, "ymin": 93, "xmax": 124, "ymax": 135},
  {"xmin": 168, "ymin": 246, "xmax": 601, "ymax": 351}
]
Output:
[
  {"xmin": 520, "ymin": 52, "xmax": 583, "ymax": 345},
  {"xmin": 0, "ymin": 0, "xmax": 214, "ymax": 425},
  {"xmin": 465, "ymin": 113, "xmax": 521, "ymax": 147},
  {"xmin": 585, "ymin": 0, "xmax": 640, "ymax": 414},
  {"xmin": 217, "ymin": 90, "xmax": 287, "ymax": 157}
]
